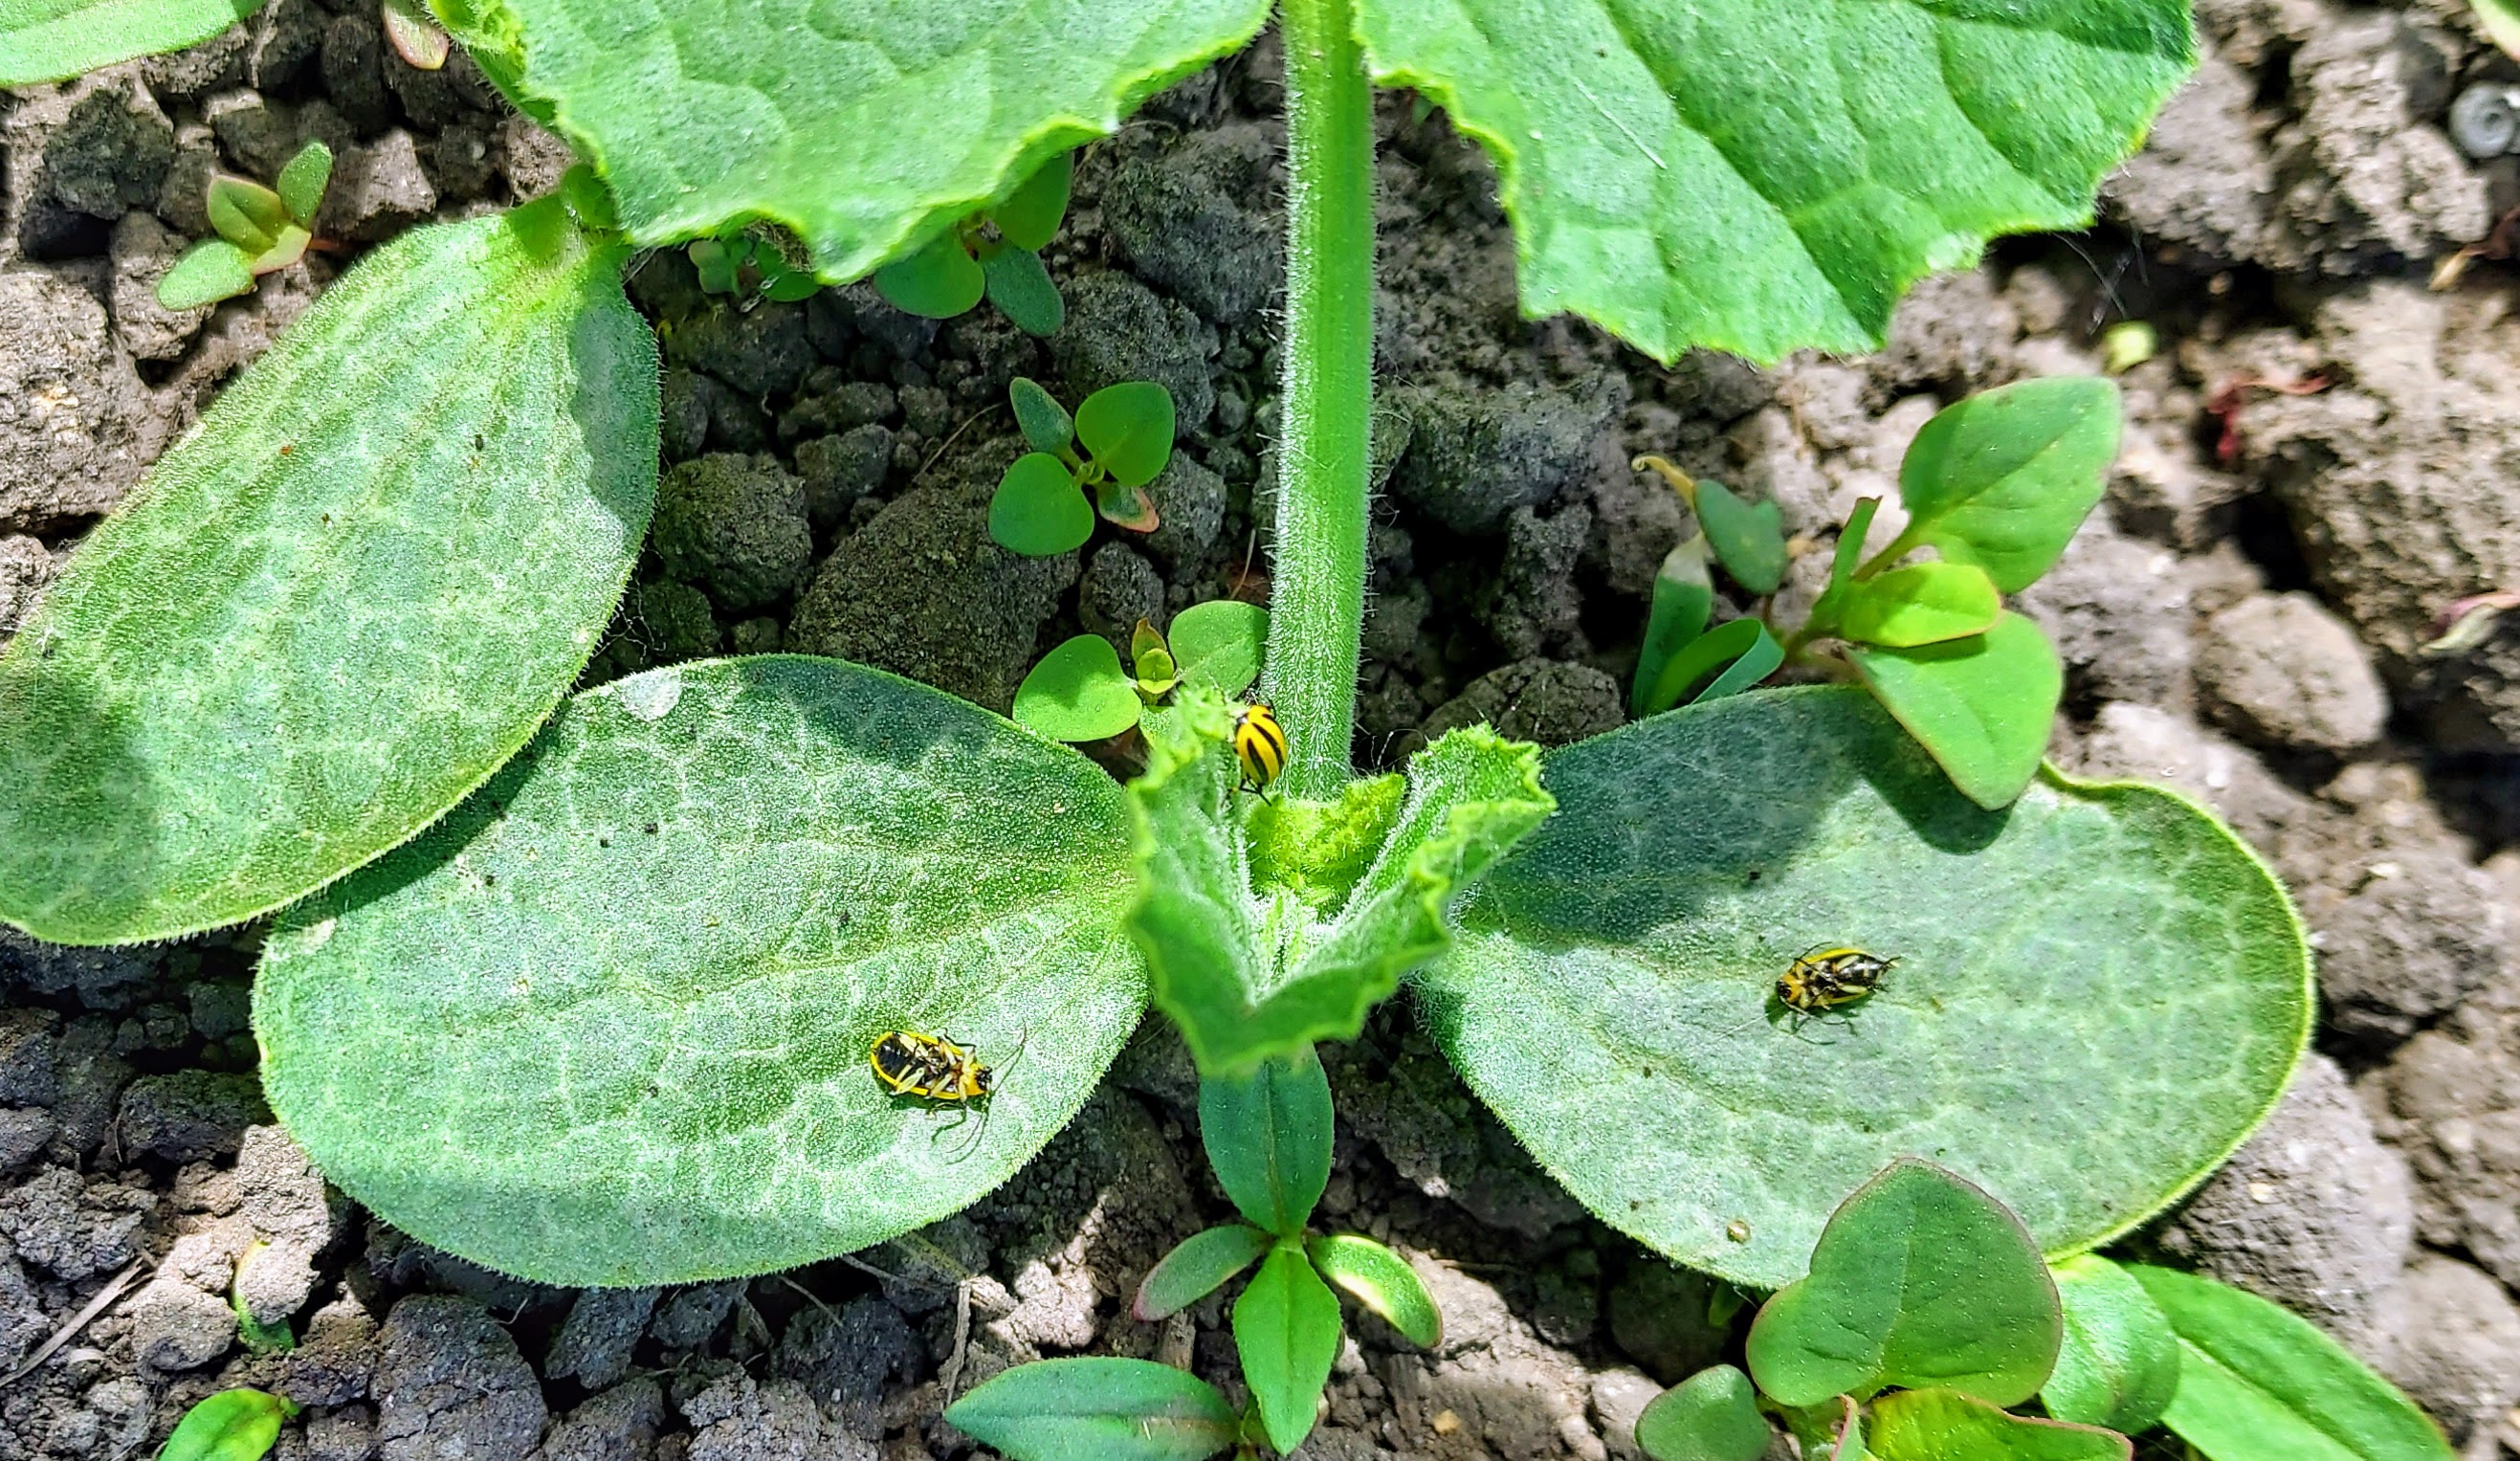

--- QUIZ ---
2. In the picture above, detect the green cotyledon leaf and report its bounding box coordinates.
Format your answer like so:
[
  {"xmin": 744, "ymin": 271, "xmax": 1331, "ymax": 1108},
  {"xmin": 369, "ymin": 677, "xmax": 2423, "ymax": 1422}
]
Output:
[
  {"xmin": 1423, "ymin": 684, "xmax": 2310, "ymax": 1291},
  {"xmin": 469, "ymin": 0, "xmax": 1270, "ymax": 279},
  {"xmin": 255, "ymin": 656, "xmax": 1144, "ymax": 1286},
  {"xmin": 0, "ymin": 203, "xmax": 655, "ymax": 945},
  {"xmin": 0, "ymin": 0, "xmax": 263, "ymax": 85},
  {"xmin": 1354, "ymin": 1, "xmax": 2195, "ymax": 364}
]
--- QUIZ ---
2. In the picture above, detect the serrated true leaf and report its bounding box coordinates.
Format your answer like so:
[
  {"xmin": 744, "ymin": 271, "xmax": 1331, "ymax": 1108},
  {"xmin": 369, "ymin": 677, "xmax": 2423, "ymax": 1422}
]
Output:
[
  {"xmin": 983, "ymin": 246, "xmax": 1066, "ymax": 337},
  {"xmin": 206, "ymin": 174, "xmax": 290, "ymax": 255},
  {"xmin": 2130, "ymin": 1265, "xmax": 2454, "ymax": 1461},
  {"xmin": 1634, "ymin": 1365, "xmax": 1769, "ymax": 1461},
  {"xmin": 1201, "ymin": 1044, "xmax": 1333, "ymax": 1235},
  {"xmin": 1745, "ymin": 1160, "xmax": 2061, "ymax": 1407},
  {"xmin": 1136, "ymin": 1225, "xmax": 1271, "ymax": 1320},
  {"xmin": 1353, "ymin": 3, "xmax": 2193, "ymax": 364},
  {"xmin": 1693, "ymin": 481, "xmax": 1787, "ymax": 596},
  {"xmin": 2045, "ymin": 1254, "xmax": 2180, "ymax": 1435},
  {"xmin": 158, "ymin": 1388, "xmax": 297, "ymax": 1461},
  {"xmin": 993, "ymin": 152, "xmax": 1075, "ymax": 251},
  {"xmin": 1849, "ymin": 609, "xmax": 2064, "ymax": 809},
  {"xmin": 1245, "ymin": 775, "xmax": 1408, "ymax": 913},
  {"xmin": 476, "ymin": 0, "xmax": 1268, "ymax": 281},
  {"xmin": 1077, "ymin": 382, "xmax": 1177, "ymax": 490},
  {"xmin": 0, "ymin": 206, "xmax": 655, "ymax": 944},
  {"xmin": 1132, "ymin": 701, "xmax": 1555, "ymax": 1076},
  {"xmin": 0, "ymin": 0, "xmax": 262, "ymax": 85},
  {"xmin": 873, "ymin": 233, "xmax": 984, "ymax": 320},
  {"xmin": 1634, "ymin": 535, "xmax": 1713, "ymax": 719},
  {"xmin": 1840, "ymin": 562, "xmax": 2003, "ymax": 649},
  {"xmin": 1425, "ymin": 685, "xmax": 2310, "ymax": 1291},
  {"xmin": 255, "ymin": 656, "xmax": 1144, "ymax": 1285},
  {"xmin": 1011, "ymin": 377, "xmax": 1077, "ymax": 456},
  {"xmin": 1167, "ymin": 599, "xmax": 1267, "ymax": 697},
  {"xmin": 1897, "ymin": 379, "xmax": 2122, "ymax": 593},
  {"xmin": 1235, "ymin": 1246, "xmax": 1343, "ymax": 1454},
  {"xmin": 1015, "ymin": 634, "xmax": 1142, "ymax": 742},
  {"xmin": 992, "ymin": 453, "xmax": 1094, "ymax": 557},
  {"xmin": 157, "ymin": 239, "xmax": 255, "ymax": 310},
  {"xmin": 275, "ymin": 141, "xmax": 333, "ymax": 225},
  {"xmin": 1306, "ymin": 1234, "xmax": 1441, "ymax": 1347},
  {"xmin": 945, "ymin": 1358, "xmax": 1238, "ymax": 1461},
  {"xmin": 1867, "ymin": 1388, "xmax": 2132, "ymax": 1461}
]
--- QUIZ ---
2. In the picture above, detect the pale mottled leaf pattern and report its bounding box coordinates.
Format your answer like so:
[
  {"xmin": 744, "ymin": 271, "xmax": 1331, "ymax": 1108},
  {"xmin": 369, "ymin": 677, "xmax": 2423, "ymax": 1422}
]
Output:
[
  {"xmin": 0, "ymin": 0, "xmax": 262, "ymax": 85},
  {"xmin": 0, "ymin": 206, "xmax": 655, "ymax": 944},
  {"xmin": 1426, "ymin": 686, "xmax": 2309, "ymax": 1289},
  {"xmin": 256, "ymin": 656, "xmax": 1144, "ymax": 1286}
]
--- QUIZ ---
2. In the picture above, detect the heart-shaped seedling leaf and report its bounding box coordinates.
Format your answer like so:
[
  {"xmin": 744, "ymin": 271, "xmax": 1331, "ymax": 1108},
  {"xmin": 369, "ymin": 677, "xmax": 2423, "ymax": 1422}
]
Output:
[
  {"xmin": 1076, "ymin": 382, "xmax": 1177, "ymax": 489},
  {"xmin": 3, "ymin": 0, "xmax": 276, "ymax": 86},
  {"xmin": 688, "ymin": 235, "xmax": 744, "ymax": 295},
  {"xmin": 1642, "ymin": 617, "xmax": 1782, "ymax": 718},
  {"xmin": 1746, "ymin": 1159, "xmax": 2062, "ymax": 1407},
  {"xmin": 1349, "ymin": 4, "xmax": 2191, "ymax": 365},
  {"xmin": 2043, "ymin": 1254, "xmax": 2180, "ymax": 1435},
  {"xmin": 2130, "ymin": 1265, "xmax": 2456, "ymax": 1461},
  {"xmin": 1235, "ymin": 1245, "xmax": 1343, "ymax": 1455},
  {"xmin": 1201, "ymin": 1044, "xmax": 1333, "ymax": 1236},
  {"xmin": 1693, "ymin": 480, "xmax": 1788, "ymax": 595},
  {"xmin": 1849, "ymin": 609, "xmax": 2063, "ymax": 809},
  {"xmin": 0, "ymin": 204, "xmax": 655, "ymax": 944},
  {"xmin": 1095, "ymin": 479, "xmax": 1161, "ymax": 534},
  {"xmin": 159, "ymin": 1388, "xmax": 298, "ymax": 1461},
  {"xmin": 983, "ymin": 246, "xmax": 1065, "ymax": 337},
  {"xmin": 873, "ymin": 231, "xmax": 984, "ymax": 319},
  {"xmin": 758, "ymin": 255, "xmax": 821, "ymax": 301},
  {"xmin": 1633, "ymin": 1364, "xmax": 1770, "ymax": 1461},
  {"xmin": 256, "ymin": 657, "xmax": 1145, "ymax": 1285},
  {"xmin": 1014, "ymin": 634, "xmax": 1143, "ymax": 742},
  {"xmin": 1898, "ymin": 379, "xmax": 2121, "ymax": 593},
  {"xmin": 158, "ymin": 239, "xmax": 256, "ymax": 310},
  {"xmin": 992, "ymin": 151, "xmax": 1075, "ymax": 251},
  {"xmin": 1011, "ymin": 377, "xmax": 1077, "ymax": 456},
  {"xmin": 1133, "ymin": 697, "xmax": 1554, "ymax": 1075},
  {"xmin": 1135, "ymin": 1224, "xmax": 1272, "ymax": 1321},
  {"xmin": 380, "ymin": 0, "xmax": 452, "ymax": 69},
  {"xmin": 1167, "ymin": 598, "xmax": 1267, "ymax": 698},
  {"xmin": 1307, "ymin": 1234, "xmax": 1442, "ymax": 1347},
  {"xmin": 1635, "ymin": 535, "xmax": 1714, "ymax": 718},
  {"xmin": 991, "ymin": 452, "xmax": 1094, "ymax": 557},
  {"xmin": 1426, "ymin": 684, "xmax": 2310, "ymax": 1292},
  {"xmin": 1839, "ymin": 561, "xmax": 2001, "ymax": 649},
  {"xmin": 1867, "ymin": 1388, "xmax": 2132, "ymax": 1461},
  {"xmin": 945, "ymin": 1357, "xmax": 1240, "ymax": 1461},
  {"xmin": 276, "ymin": 141, "xmax": 334, "ymax": 225},
  {"xmin": 453, "ymin": 0, "xmax": 1270, "ymax": 285},
  {"xmin": 1133, "ymin": 620, "xmax": 1182, "ymax": 697},
  {"xmin": 207, "ymin": 174, "xmax": 291, "ymax": 256}
]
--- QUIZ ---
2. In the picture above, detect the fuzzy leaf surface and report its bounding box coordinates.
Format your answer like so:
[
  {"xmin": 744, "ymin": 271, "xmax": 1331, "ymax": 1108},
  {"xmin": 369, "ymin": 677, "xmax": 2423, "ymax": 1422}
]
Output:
[
  {"xmin": 1135, "ymin": 1225, "xmax": 1271, "ymax": 1321},
  {"xmin": 2044, "ymin": 1254, "xmax": 2179, "ymax": 1434},
  {"xmin": 1201, "ymin": 1045, "xmax": 1334, "ymax": 1235},
  {"xmin": 2132, "ymin": 1265, "xmax": 2454, "ymax": 1461},
  {"xmin": 1867, "ymin": 1388, "xmax": 2131, "ymax": 1461},
  {"xmin": 1353, "ymin": 2, "xmax": 2194, "ymax": 363},
  {"xmin": 0, "ymin": 0, "xmax": 259, "ymax": 84},
  {"xmin": 1425, "ymin": 685, "xmax": 2309, "ymax": 1290},
  {"xmin": 0, "ymin": 207, "xmax": 654, "ymax": 944},
  {"xmin": 945, "ymin": 1358, "xmax": 1238, "ymax": 1461},
  {"xmin": 256, "ymin": 656, "xmax": 1143, "ymax": 1286},
  {"xmin": 1745, "ymin": 1159, "xmax": 2060, "ymax": 1407},
  {"xmin": 480, "ymin": 0, "xmax": 1270, "ymax": 277},
  {"xmin": 158, "ymin": 239, "xmax": 255, "ymax": 309}
]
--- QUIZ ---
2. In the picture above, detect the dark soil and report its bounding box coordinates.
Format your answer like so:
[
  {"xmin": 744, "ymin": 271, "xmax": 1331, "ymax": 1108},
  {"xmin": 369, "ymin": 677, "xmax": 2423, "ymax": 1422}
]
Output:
[{"xmin": 5, "ymin": 0, "xmax": 2520, "ymax": 1457}]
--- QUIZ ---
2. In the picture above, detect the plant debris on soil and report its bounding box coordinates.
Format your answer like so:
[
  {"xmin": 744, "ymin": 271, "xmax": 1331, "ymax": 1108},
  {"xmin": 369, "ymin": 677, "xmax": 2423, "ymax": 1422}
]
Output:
[{"xmin": 6, "ymin": 0, "xmax": 2520, "ymax": 1456}]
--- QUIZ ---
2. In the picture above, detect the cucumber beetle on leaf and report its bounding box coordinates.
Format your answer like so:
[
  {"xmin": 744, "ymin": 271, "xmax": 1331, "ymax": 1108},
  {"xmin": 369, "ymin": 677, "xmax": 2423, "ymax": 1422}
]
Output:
[
  {"xmin": 1233, "ymin": 702, "xmax": 1288, "ymax": 794},
  {"xmin": 870, "ymin": 1029, "xmax": 1024, "ymax": 1162},
  {"xmin": 1733, "ymin": 944, "xmax": 1896, "ymax": 1037}
]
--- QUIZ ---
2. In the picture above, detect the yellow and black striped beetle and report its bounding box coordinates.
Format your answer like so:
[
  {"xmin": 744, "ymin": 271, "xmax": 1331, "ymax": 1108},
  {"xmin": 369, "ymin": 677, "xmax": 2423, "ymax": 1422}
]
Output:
[
  {"xmin": 1233, "ymin": 703, "xmax": 1289, "ymax": 794},
  {"xmin": 1777, "ymin": 945, "xmax": 1895, "ymax": 1019},
  {"xmin": 871, "ymin": 1029, "xmax": 1021, "ymax": 1160}
]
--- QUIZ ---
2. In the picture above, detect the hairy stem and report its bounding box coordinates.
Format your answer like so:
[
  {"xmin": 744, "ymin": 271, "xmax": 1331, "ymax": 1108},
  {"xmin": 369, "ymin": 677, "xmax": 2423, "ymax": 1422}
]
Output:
[{"xmin": 1260, "ymin": 0, "xmax": 1375, "ymax": 801}]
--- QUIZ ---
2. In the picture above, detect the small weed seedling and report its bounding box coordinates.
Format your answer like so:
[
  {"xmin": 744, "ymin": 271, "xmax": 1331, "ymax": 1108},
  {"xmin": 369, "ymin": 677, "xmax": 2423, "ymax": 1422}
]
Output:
[
  {"xmin": 686, "ymin": 222, "xmax": 822, "ymax": 304},
  {"xmin": 154, "ymin": 1388, "xmax": 297, "ymax": 1461},
  {"xmin": 157, "ymin": 141, "xmax": 334, "ymax": 310},
  {"xmin": 873, "ymin": 151, "xmax": 1072, "ymax": 336},
  {"xmin": 1014, "ymin": 600, "xmax": 1269, "ymax": 743},
  {"xmin": 992, "ymin": 376, "xmax": 1176, "ymax": 555}
]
